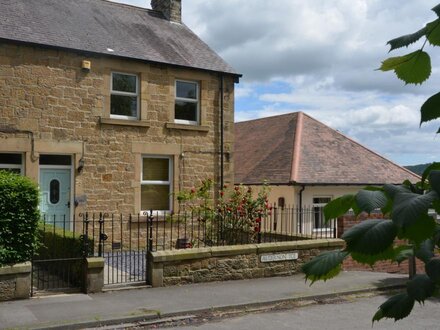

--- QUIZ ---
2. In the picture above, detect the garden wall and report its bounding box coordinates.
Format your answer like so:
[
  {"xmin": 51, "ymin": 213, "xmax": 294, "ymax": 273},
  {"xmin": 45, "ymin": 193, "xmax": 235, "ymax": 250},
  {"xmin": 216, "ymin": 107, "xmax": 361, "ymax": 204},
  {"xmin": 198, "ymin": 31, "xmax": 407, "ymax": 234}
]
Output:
[
  {"xmin": 148, "ymin": 239, "xmax": 345, "ymax": 287},
  {"xmin": 0, "ymin": 262, "xmax": 31, "ymax": 301}
]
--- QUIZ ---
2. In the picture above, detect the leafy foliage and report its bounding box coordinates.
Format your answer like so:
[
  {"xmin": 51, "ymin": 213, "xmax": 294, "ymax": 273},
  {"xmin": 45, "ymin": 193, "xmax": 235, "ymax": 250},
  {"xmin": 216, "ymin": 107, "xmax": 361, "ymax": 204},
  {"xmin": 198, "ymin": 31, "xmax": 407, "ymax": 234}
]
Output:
[
  {"xmin": 425, "ymin": 257, "xmax": 440, "ymax": 284},
  {"xmin": 323, "ymin": 194, "xmax": 355, "ymax": 220},
  {"xmin": 175, "ymin": 180, "xmax": 271, "ymax": 245},
  {"xmin": 0, "ymin": 171, "xmax": 40, "ymax": 266},
  {"xmin": 302, "ymin": 175, "xmax": 440, "ymax": 321},
  {"xmin": 406, "ymin": 274, "xmax": 436, "ymax": 303},
  {"xmin": 386, "ymin": 27, "xmax": 427, "ymax": 51},
  {"xmin": 379, "ymin": 50, "xmax": 431, "ymax": 84},
  {"xmin": 355, "ymin": 190, "xmax": 387, "ymax": 213},
  {"xmin": 342, "ymin": 219, "xmax": 397, "ymax": 255},
  {"xmin": 301, "ymin": 250, "xmax": 349, "ymax": 284},
  {"xmin": 372, "ymin": 293, "xmax": 415, "ymax": 323}
]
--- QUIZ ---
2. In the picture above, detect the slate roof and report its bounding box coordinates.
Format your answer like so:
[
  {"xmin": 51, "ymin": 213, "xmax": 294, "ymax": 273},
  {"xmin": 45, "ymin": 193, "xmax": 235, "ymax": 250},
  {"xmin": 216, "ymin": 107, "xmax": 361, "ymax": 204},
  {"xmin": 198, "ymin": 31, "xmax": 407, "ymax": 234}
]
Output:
[
  {"xmin": 234, "ymin": 112, "xmax": 420, "ymax": 185},
  {"xmin": 0, "ymin": 0, "xmax": 239, "ymax": 76}
]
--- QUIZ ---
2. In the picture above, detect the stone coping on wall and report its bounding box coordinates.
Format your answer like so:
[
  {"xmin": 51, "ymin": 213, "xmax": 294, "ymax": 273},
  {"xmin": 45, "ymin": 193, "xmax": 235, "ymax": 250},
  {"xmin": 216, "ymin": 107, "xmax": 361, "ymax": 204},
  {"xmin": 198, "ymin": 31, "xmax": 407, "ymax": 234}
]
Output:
[
  {"xmin": 86, "ymin": 257, "xmax": 105, "ymax": 269},
  {"xmin": 0, "ymin": 262, "xmax": 32, "ymax": 276},
  {"xmin": 150, "ymin": 239, "xmax": 345, "ymax": 263}
]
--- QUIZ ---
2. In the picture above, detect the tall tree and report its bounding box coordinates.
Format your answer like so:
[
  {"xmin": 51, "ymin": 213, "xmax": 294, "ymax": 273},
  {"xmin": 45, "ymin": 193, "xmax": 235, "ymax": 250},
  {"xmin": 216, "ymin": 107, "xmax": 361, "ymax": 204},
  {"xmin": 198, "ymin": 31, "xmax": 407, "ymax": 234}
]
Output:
[{"xmin": 302, "ymin": 4, "xmax": 440, "ymax": 322}]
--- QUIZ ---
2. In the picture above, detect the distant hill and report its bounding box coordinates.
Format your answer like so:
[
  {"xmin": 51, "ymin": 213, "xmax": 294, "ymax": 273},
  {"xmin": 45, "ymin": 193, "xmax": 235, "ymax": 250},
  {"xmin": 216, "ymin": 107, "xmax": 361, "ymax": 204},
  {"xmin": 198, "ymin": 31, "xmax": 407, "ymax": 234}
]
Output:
[{"xmin": 404, "ymin": 163, "xmax": 432, "ymax": 176}]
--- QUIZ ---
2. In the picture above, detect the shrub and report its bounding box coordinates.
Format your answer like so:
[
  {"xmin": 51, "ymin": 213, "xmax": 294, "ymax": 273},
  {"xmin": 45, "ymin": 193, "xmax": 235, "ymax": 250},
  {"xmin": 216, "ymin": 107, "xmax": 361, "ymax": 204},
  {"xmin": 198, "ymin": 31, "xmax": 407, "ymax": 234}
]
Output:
[{"xmin": 0, "ymin": 171, "xmax": 40, "ymax": 266}]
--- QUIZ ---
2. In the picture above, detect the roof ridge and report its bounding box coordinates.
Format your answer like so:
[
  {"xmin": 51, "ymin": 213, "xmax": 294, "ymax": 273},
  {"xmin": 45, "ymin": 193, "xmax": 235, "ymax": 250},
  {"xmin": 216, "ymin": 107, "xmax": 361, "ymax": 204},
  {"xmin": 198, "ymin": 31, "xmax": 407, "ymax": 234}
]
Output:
[
  {"xmin": 300, "ymin": 112, "xmax": 421, "ymax": 179},
  {"xmin": 236, "ymin": 112, "xmax": 299, "ymax": 124},
  {"xmin": 290, "ymin": 112, "xmax": 303, "ymax": 182}
]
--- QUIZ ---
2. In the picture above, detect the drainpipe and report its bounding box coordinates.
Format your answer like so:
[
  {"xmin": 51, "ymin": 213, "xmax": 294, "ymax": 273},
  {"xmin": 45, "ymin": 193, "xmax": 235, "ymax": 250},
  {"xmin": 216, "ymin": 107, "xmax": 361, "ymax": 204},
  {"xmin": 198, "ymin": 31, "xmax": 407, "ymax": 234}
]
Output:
[
  {"xmin": 298, "ymin": 185, "xmax": 305, "ymax": 233},
  {"xmin": 220, "ymin": 74, "xmax": 224, "ymax": 189}
]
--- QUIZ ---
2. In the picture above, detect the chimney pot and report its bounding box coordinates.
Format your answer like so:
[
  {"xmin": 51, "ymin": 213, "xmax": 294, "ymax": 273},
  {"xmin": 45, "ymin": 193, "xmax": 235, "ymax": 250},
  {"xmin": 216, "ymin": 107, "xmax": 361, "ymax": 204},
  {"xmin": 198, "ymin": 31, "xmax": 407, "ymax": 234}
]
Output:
[{"xmin": 151, "ymin": 0, "xmax": 181, "ymax": 23}]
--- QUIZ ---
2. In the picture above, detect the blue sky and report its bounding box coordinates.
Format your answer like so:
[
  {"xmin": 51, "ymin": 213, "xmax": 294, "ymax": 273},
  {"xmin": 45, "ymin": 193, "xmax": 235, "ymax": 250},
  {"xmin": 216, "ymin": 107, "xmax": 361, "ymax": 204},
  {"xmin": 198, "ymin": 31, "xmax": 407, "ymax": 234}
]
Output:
[{"xmin": 113, "ymin": 0, "xmax": 439, "ymax": 166}]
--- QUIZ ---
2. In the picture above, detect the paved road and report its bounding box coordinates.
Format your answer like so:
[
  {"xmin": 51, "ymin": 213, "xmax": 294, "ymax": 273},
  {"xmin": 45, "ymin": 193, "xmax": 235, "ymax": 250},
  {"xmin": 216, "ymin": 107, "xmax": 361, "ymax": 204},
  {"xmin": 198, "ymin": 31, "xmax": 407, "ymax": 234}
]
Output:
[{"xmin": 168, "ymin": 294, "xmax": 440, "ymax": 330}]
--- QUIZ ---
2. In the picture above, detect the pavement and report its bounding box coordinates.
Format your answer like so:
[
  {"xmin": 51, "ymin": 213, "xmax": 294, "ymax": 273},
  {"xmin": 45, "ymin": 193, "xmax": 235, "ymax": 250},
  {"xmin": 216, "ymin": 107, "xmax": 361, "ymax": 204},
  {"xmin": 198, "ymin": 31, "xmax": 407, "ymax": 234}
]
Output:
[{"xmin": 0, "ymin": 271, "xmax": 408, "ymax": 330}]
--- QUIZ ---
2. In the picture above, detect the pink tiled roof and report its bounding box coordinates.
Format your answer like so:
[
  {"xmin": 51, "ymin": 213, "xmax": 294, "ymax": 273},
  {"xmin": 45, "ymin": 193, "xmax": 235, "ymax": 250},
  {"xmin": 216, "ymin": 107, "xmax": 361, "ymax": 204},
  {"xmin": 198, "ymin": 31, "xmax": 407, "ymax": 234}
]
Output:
[{"xmin": 234, "ymin": 112, "xmax": 420, "ymax": 185}]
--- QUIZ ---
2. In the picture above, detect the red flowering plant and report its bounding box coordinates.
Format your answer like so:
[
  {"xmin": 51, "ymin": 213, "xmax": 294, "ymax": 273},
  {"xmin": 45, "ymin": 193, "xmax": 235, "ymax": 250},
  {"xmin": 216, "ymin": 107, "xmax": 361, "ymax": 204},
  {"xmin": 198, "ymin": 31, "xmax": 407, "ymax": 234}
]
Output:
[
  {"xmin": 175, "ymin": 180, "xmax": 271, "ymax": 245},
  {"xmin": 217, "ymin": 183, "xmax": 271, "ymax": 244}
]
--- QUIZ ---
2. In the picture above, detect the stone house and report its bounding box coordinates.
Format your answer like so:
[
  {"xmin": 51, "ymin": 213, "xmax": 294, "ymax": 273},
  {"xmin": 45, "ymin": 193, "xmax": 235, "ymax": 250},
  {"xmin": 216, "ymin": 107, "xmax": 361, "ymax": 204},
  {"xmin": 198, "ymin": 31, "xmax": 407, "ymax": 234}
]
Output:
[
  {"xmin": 0, "ymin": 0, "xmax": 240, "ymax": 226},
  {"xmin": 235, "ymin": 112, "xmax": 420, "ymax": 234}
]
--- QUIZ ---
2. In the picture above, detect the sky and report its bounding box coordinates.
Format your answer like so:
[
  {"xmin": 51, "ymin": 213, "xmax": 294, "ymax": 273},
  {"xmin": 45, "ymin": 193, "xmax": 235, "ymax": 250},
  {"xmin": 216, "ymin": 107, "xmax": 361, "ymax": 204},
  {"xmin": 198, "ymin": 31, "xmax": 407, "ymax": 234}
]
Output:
[{"xmin": 112, "ymin": 0, "xmax": 440, "ymax": 166}]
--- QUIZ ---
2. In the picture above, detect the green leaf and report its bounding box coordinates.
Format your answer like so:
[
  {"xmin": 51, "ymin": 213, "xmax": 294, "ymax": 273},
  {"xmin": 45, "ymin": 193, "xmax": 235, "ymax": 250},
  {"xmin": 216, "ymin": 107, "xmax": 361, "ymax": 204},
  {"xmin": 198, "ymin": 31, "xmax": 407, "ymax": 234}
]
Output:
[
  {"xmin": 433, "ymin": 4, "xmax": 440, "ymax": 17},
  {"xmin": 387, "ymin": 27, "xmax": 427, "ymax": 51},
  {"xmin": 407, "ymin": 274, "xmax": 435, "ymax": 303},
  {"xmin": 355, "ymin": 190, "xmax": 388, "ymax": 213},
  {"xmin": 420, "ymin": 92, "xmax": 440, "ymax": 126},
  {"xmin": 426, "ymin": 19, "xmax": 440, "ymax": 45},
  {"xmin": 421, "ymin": 162, "xmax": 440, "ymax": 186},
  {"xmin": 372, "ymin": 293, "xmax": 415, "ymax": 323},
  {"xmin": 342, "ymin": 219, "xmax": 397, "ymax": 255},
  {"xmin": 384, "ymin": 184, "xmax": 411, "ymax": 200},
  {"xmin": 323, "ymin": 194, "xmax": 355, "ymax": 220},
  {"xmin": 426, "ymin": 257, "xmax": 440, "ymax": 284},
  {"xmin": 351, "ymin": 245, "xmax": 396, "ymax": 266},
  {"xmin": 301, "ymin": 250, "xmax": 349, "ymax": 285},
  {"xmin": 379, "ymin": 50, "xmax": 431, "ymax": 85},
  {"xmin": 399, "ymin": 213, "xmax": 437, "ymax": 244},
  {"xmin": 394, "ymin": 246, "xmax": 413, "ymax": 265},
  {"xmin": 392, "ymin": 191, "xmax": 439, "ymax": 228},
  {"xmin": 415, "ymin": 239, "xmax": 435, "ymax": 263},
  {"xmin": 429, "ymin": 170, "xmax": 440, "ymax": 195}
]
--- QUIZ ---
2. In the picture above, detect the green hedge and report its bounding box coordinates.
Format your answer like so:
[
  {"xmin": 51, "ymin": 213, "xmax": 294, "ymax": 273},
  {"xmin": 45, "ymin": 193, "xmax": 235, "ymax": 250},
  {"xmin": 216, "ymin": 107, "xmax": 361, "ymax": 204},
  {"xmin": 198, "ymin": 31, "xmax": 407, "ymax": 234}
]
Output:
[
  {"xmin": 0, "ymin": 171, "xmax": 40, "ymax": 266},
  {"xmin": 37, "ymin": 223, "xmax": 91, "ymax": 259}
]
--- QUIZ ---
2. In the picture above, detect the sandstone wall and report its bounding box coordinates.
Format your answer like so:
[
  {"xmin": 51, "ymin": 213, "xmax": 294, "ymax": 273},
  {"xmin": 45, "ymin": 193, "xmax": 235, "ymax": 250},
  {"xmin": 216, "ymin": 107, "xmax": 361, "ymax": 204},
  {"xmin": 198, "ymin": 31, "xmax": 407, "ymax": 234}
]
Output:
[{"xmin": 0, "ymin": 42, "xmax": 235, "ymax": 214}]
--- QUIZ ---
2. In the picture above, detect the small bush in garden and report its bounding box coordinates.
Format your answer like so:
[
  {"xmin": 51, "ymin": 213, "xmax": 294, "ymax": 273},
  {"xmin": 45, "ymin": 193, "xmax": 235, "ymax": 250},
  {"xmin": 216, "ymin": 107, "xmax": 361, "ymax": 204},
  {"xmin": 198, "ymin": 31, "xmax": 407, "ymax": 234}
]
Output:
[
  {"xmin": 217, "ymin": 184, "xmax": 271, "ymax": 244},
  {"xmin": 0, "ymin": 170, "xmax": 40, "ymax": 266},
  {"xmin": 175, "ymin": 180, "xmax": 271, "ymax": 245}
]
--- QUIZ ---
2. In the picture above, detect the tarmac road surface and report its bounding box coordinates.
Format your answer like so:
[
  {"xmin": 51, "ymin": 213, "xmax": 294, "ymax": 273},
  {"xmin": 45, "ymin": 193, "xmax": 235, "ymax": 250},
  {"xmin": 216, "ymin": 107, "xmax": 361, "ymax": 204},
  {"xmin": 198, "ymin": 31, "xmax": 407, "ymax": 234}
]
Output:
[{"xmin": 166, "ymin": 293, "xmax": 440, "ymax": 330}]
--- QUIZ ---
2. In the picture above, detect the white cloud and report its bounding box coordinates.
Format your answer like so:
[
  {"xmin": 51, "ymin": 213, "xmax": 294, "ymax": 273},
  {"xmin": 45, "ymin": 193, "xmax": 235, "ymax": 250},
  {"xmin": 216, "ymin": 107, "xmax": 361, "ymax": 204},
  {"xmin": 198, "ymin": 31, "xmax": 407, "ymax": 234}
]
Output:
[{"xmin": 115, "ymin": 0, "xmax": 440, "ymax": 165}]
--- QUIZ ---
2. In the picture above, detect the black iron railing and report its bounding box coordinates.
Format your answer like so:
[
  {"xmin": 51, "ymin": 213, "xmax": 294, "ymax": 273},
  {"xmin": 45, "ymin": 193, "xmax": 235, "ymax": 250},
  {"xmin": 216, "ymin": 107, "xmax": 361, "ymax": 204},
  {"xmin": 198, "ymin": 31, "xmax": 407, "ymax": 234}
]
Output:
[{"xmin": 32, "ymin": 207, "xmax": 336, "ymax": 292}]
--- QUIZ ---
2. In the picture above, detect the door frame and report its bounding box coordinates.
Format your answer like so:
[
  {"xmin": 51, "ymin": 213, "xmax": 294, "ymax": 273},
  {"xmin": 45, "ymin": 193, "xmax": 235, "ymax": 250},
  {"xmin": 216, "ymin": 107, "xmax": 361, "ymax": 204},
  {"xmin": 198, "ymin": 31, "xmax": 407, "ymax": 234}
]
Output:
[{"xmin": 39, "ymin": 160, "xmax": 74, "ymax": 230}]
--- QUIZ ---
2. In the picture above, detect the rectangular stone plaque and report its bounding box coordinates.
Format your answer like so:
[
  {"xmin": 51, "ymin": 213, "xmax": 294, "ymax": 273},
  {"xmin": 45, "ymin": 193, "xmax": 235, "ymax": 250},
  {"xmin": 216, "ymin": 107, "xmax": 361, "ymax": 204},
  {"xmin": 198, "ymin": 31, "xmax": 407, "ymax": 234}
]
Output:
[{"xmin": 260, "ymin": 252, "xmax": 298, "ymax": 263}]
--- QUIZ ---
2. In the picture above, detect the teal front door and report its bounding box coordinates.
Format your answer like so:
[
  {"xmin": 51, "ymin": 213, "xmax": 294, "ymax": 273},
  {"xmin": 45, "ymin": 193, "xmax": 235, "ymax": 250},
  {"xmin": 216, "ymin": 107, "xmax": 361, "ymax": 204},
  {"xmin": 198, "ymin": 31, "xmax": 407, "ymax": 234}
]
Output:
[{"xmin": 40, "ymin": 168, "xmax": 71, "ymax": 229}]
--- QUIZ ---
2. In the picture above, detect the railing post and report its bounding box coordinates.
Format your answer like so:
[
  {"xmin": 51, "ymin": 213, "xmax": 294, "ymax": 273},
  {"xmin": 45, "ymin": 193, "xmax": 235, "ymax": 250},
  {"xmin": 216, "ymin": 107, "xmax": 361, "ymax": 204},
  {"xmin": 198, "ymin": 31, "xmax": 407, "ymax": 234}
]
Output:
[
  {"xmin": 98, "ymin": 212, "xmax": 104, "ymax": 257},
  {"xmin": 82, "ymin": 212, "xmax": 90, "ymax": 257},
  {"xmin": 148, "ymin": 209, "xmax": 154, "ymax": 252},
  {"xmin": 257, "ymin": 212, "xmax": 262, "ymax": 244}
]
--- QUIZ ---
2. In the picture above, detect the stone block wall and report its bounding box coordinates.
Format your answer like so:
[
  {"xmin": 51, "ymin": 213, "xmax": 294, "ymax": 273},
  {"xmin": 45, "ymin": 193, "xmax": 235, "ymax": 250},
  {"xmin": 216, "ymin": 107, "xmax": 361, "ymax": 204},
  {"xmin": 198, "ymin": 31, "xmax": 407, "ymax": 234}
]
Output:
[
  {"xmin": 0, "ymin": 262, "xmax": 31, "ymax": 301},
  {"xmin": 148, "ymin": 239, "xmax": 345, "ymax": 287},
  {"xmin": 0, "ymin": 42, "xmax": 235, "ymax": 214}
]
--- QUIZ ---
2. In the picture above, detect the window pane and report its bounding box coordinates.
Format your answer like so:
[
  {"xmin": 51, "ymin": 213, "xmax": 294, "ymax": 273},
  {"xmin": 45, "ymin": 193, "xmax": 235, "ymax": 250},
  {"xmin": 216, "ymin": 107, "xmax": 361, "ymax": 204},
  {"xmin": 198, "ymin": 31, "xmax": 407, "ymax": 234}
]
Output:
[
  {"xmin": 111, "ymin": 95, "xmax": 138, "ymax": 117},
  {"xmin": 313, "ymin": 197, "xmax": 331, "ymax": 204},
  {"xmin": 143, "ymin": 158, "xmax": 169, "ymax": 181},
  {"xmin": 141, "ymin": 185, "xmax": 170, "ymax": 211},
  {"xmin": 175, "ymin": 101, "xmax": 197, "ymax": 121},
  {"xmin": 39, "ymin": 155, "xmax": 71, "ymax": 165},
  {"xmin": 0, "ymin": 153, "xmax": 21, "ymax": 164},
  {"xmin": 112, "ymin": 73, "xmax": 137, "ymax": 93},
  {"xmin": 176, "ymin": 81, "xmax": 197, "ymax": 99},
  {"xmin": 50, "ymin": 179, "xmax": 60, "ymax": 204}
]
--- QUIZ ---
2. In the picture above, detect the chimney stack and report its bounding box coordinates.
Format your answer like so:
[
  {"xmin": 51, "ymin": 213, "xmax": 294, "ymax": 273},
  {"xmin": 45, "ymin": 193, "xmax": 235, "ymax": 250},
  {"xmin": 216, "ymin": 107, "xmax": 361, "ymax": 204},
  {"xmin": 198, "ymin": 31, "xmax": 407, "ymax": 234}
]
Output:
[{"xmin": 151, "ymin": 0, "xmax": 181, "ymax": 23}]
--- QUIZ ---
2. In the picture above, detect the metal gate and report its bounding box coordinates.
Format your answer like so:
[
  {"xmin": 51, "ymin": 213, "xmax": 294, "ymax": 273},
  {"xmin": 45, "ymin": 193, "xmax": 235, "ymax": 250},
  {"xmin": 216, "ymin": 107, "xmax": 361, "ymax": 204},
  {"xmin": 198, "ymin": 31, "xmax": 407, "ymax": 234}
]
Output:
[
  {"xmin": 31, "ymin": 215, "xmax": 88, "ymax": 296},
  {"xmin": 32, "ymin": 212, "xmax": 153, "ymax": 295},
  {"xmin": 91, "ymin": 212, "xmax": 153, "ymax": 287}
]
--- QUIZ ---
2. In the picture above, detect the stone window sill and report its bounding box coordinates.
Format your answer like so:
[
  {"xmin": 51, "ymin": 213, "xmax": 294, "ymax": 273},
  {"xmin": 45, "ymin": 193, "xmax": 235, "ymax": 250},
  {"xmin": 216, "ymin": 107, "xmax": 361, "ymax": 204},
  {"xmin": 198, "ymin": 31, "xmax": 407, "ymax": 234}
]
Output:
[
  {"xmin": 99, "ymin": 117, "xmax": 150, "ymax": 128},
  {"xmin": 165, "ymin": 122, "xmax": 209, "ymax": 132}
]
